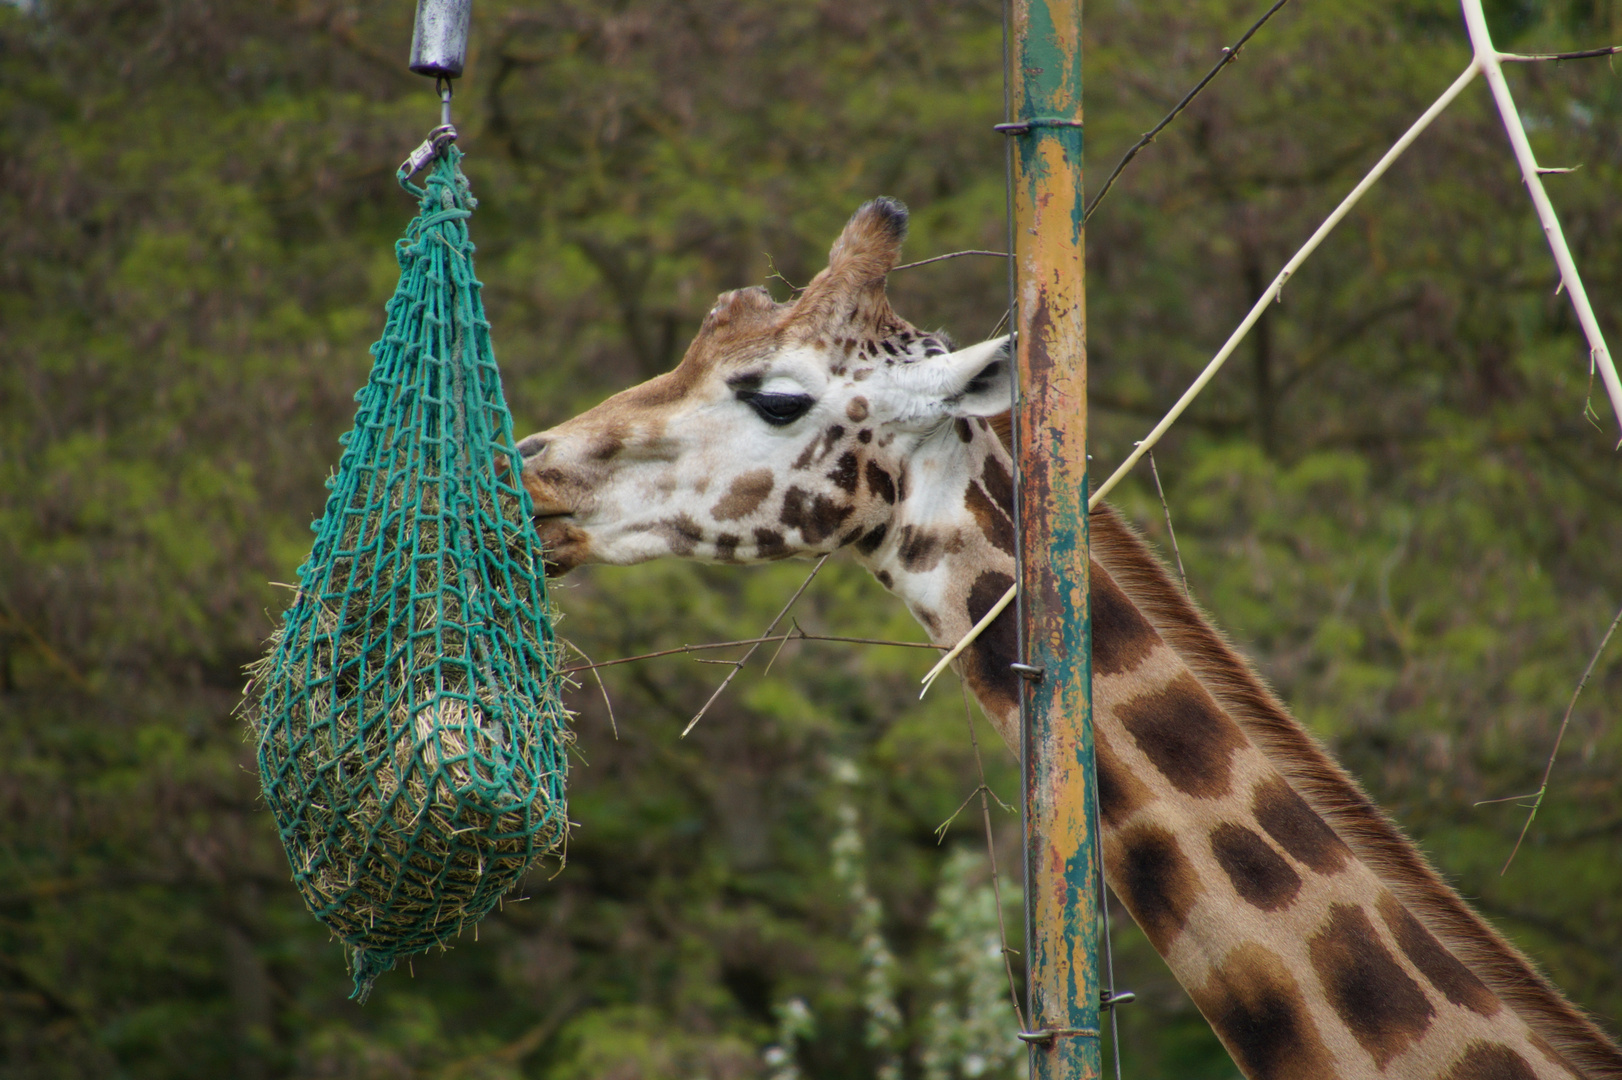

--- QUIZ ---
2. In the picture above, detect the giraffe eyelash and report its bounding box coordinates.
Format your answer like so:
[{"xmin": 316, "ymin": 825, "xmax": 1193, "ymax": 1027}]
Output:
[{"xmin": 736, "ymin": 390, "xmax": 815, "ymax": 426}]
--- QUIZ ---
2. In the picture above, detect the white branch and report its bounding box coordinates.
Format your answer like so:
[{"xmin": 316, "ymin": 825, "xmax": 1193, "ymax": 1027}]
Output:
[
  {"xmin": 1462, "ymin": 0, "xmax": 1622, "ymax": 442},
  {"xmin": 922, "ymin": 63, "xmax": 1483, "ymax": 695}
]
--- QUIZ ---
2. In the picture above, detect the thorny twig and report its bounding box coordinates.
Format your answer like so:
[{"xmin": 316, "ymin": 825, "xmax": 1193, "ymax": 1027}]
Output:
[
  {"xmin": 561, "ymin": 630, "xmax": 943, "ymax": 675},
  {"xmin": 958, "ymin": 681, "xmax": 1026, "ymax": 1032},
  {"xmin": 1501, "ymin": 45, "xmax": 1622, "ymax": 62},
  {"xmin": 681, "ymin": 556, "xmax": 829, "ymax": 737},
  {"xmin": 1484, "ymin": 601, "xmax": 1622, "ymax": 875},
  {"xmin": 1084, "ymin": 0, "xmax": 1295, "ymax": 224},
  {"xmin": 892, "ymin": 250, "xmax": 1010, "ymax": 272},
  {"xmin": 1147, "ymin": 449, "xmax": 1189, "ymax": 596},
  {"xmin": 564, "ymin": 640, "xmax": 618, "ymax": 739}
]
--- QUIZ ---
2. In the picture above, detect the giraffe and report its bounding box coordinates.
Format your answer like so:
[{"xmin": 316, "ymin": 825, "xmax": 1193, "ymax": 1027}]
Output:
[{"xmin": 517, "ymin": 198, "xmax": 1622, "ymax": 1080}]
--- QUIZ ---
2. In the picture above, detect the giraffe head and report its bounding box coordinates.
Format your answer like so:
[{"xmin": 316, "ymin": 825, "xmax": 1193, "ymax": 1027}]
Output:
[{"xmin": 518, "ymin": 198, "xmax": 1014, "ymax": 589}]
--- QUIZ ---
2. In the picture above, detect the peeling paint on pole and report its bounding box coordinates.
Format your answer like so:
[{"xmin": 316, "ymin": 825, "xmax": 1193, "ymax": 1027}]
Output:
[{"xmin": 1008, "ymin": 0, "xmax": 1099, "ymax": 1078}]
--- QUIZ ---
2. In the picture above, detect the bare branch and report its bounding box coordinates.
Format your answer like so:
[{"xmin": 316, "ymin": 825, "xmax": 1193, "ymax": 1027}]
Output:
[
  {"xmin": 681, "ymin": 557, "xmax": 829, "ymax": 737},
  {"xmin": 560, "ymin": 631, "xmax": 943, "ymax": 675},
  {"xmin": 1147, "ymin": 450, "xmax": 1190, "ymax": 596},
  {"xmin": 1496, "ymin": 601, "xmax": 1622, "ymax": 875},
  {"xmin": 1501, "ymin": 46, "xmax": 1622, "ymax": 62},
  {"xmin": 1084, "ymin": 0, "xmax": 1295, "ymax": 225},
  {"xmin": 892, "ymin": 250, "xmax": 1010, "ymax": 272}
]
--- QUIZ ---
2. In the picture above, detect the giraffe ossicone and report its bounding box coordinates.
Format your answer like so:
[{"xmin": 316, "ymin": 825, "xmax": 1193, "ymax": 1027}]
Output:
[{"xmin": 519, "ymin": 198, "xmax": 1622, "ymax": 1080}]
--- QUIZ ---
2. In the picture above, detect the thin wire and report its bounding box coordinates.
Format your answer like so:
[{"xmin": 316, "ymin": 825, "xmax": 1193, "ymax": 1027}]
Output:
[
  {"xmin": 1094, "ymin": 779, "xmax": 1124, "ymax": 1080},
  {"xmin": 922, "ymin": 60, "xmax": 1487, "ymax": 688},
  {"xmin": 1084, "ymin": 0, "xmax": 1295, "ymax": 224}
]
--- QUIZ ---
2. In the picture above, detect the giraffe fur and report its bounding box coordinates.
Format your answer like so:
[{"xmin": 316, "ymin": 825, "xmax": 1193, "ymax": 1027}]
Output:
[{"xmin": 519, "ymin": 198, "xmax": 1622, "ymax": 1080}]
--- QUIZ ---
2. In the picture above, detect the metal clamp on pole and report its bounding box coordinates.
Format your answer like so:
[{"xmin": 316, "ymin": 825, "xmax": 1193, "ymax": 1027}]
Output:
[{"xmin": 401, "ymin": 0, "xmax": 472, "ymax": 177}]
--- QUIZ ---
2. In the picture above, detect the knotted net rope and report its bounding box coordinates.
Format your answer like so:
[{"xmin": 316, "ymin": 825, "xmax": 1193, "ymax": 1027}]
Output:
[{"xmin": 242, "ymin": 147, "xmax": 570, "ymax": 1003}]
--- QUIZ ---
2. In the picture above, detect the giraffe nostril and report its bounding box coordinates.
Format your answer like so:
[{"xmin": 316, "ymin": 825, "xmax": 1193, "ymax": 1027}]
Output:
[{"xmin": 516, "ymin": 433, "xmax": 549, "ymax": 461}]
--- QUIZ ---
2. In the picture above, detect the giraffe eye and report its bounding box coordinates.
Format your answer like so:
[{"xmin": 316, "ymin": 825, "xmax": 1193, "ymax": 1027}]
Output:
[{"xmin": 739, "ymin": 391, "xmax": 814, "ymax": 426}]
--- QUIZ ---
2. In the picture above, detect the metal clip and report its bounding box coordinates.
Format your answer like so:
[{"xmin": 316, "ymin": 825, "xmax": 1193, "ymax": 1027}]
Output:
[
  {"xmin": 400, "ymin": 124, "xmax": 460, "ymax": 178},
  {"xmin": 1016, "ymin": 1026, "xmax": 1101, "ymax": 1044},
  {"xmin": 1101, "ymin": 989, "xmax": 1136, "ymax": 1011},
  {"xmin": 1010, "ymin": 662, "xmax": 1045, "ymax": 682}
]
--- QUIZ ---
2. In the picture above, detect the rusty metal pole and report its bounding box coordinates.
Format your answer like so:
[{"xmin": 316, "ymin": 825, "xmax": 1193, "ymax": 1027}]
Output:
[{"xmin": 1005, "ymin": 0, "xmax": 1099, "ymax": 1078}]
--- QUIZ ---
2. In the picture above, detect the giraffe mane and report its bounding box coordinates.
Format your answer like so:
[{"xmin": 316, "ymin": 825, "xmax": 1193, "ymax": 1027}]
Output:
[{"xmin": 1089, "ymin": 504, "xmax": 1622, "ymax": 1080}]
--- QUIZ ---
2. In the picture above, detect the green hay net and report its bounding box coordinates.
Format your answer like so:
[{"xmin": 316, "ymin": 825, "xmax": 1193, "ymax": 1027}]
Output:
[{"xmin": 243, "ymin": 147, "xmax": 571, "ymax": 1003}]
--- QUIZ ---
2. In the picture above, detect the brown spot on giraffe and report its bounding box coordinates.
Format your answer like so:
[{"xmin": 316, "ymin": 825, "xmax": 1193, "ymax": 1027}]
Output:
[
  {"xmin": 1095, "ymin": 728, "xmax": 1154, "ymax": 829},
  {"xmin": 1440, "ymin": 1042, "xmax": 1541, "ymax": 1080},
  {"xmin": 854, "ymin": 523, "xmax": 888, "ymax": 556},
  {"xmin": 710, "ymin": 469, "xmax": 775, "ymax": 521},
  {"xmin": 1376, "ymin": 892, "xmax": 1500, "ymax": 1017},
  {"xmin": 1528, "ymin": 1033, "xmax": 1582, "ymax": 1077},
  {"xmin": 1209, "ymin": 822, "xmax": 1302, "ymax": 912},
  {"xmin": 980, "ymin": 452, "xmax": 1014, "ymax": 511},
  {"xmin": 845, "ymin": 396, "xmax": 869, "ymax": 422},
  {"xmin": 962, "ymin": 569, "xmax": 1017, "ymax": 713},
  {"xmin": 1309, "ymin": 903, "xmax": 1435, "ymax": 1068},
  {"xmin": 779, "ymin": 486, "xmax": 853, "ymax": 544},
  {"xmin": 865, "ymin": 460, "xmax": 896, "ymax": 504},
  {"xmin": 1107, "ymin": 823, "xmax": 1201, "ymax": 953},
  {"xmin": 589, "ymin": 429, "xmax": 627, "ymax": 461},
  {"xmin": 752, "ymin": 528, "xmax": 786, "ymax": 558},
  {"xmin": 713, "ymin": 533, "xmax": 740, "ymax": 562},
  {"xmin": 1250, "ymin": 775, "xmax": 1350, "ymax": 875},
  {"xmin": 896, "ymin": 524, "xmax": 942, "ymax": 573},
  {"xmin": 826, "ymin": 451, "xmax": 860, "ymax": 495},
  {"xmin": 1090, "ymin": 568, "xmax": 1160, "ymax": 677},
  {"xmin": 954, "ymin": 417, "xmax": 974, "ymax": 442},
  {"xmin": 1191, "ymin": 943, "xmax": 1341, "ymax": 1080},
  {"xmin": 1117, "ymin": 671, "xmax": 1247, "ymax": 800},
  {"xmin": 640, "ymin": 514, "xmax": 704, "ymax": 557},
  {"xmin": 964, "ymin": 480, "xmax": 1015, "ymax": 555}
]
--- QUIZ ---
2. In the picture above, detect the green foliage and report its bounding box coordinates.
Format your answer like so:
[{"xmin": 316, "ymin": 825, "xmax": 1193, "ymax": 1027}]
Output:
[{"xmin": 2, "ymin": 0, "xmax": 1620, "ymax": 1077}]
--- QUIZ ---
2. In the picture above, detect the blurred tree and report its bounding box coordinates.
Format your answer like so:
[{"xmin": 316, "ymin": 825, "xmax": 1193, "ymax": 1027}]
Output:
[{"xmin": 1, "ymin": 0, "xmax": 1618, "ymax": 1077}]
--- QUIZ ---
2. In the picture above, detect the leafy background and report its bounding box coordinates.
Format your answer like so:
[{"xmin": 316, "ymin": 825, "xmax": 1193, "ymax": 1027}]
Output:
[{"xmin": 2, "ymin": 0, "xmax": 1620, "ymax": 1077}]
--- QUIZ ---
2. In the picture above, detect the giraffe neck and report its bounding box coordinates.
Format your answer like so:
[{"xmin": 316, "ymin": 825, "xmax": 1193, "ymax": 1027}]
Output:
[{"xmin": 858, "ymin": 434, "xmax": 1619, "ymax": 1080}]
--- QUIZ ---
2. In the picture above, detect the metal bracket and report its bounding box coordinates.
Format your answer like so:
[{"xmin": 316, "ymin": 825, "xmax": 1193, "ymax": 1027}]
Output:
[
  {"xmin": 1101, "ymin": 989, "xmax": 1136, "ymax": 1011},
  {"xmin": 995, "ymin": 117, "xmax": 1085, "ymax": 136},
  {"xmin": 1010, "ymin": 662, "xmax": 1045, "ymax": 682},
  {"xmin": 1016, "ymin": 1026, "xmax": 1102, "ymax": 1044}
]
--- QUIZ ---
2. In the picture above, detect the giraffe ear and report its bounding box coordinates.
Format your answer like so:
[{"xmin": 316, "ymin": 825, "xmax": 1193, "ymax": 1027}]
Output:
[
  {"xmin": 788, "ymin": 198, "xmax": 908, "ymax": 337},
  {"xmin": 941, "ymin": 336, "xmax": 1013, "ymax": 417}
]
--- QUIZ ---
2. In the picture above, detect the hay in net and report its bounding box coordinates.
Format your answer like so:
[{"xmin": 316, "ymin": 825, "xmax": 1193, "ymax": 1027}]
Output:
[{"xmin": 241, "ymin": 147, "xmax": 570, "ymax": 1003}]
